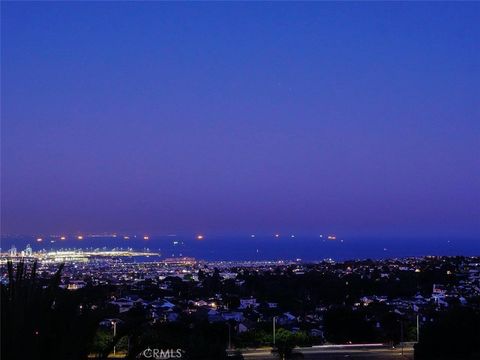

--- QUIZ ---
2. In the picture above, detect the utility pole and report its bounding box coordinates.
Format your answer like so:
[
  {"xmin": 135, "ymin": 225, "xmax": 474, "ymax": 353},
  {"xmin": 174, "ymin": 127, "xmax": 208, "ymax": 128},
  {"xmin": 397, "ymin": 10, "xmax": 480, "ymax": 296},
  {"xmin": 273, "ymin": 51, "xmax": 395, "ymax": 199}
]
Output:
[
  {"xmin": 227, "ymin": 323, "xmax": 232, "ymax": 350},
  {"xmin": 112, "ymin": 320, "xmax": 117, "ymax": 356},
  {"xmin": 417, "ymin": 315, "xmax": 420, "ymax": 343},
  {"xmin": 273, "ymin": 316, "xmax": 277, "ymax": 346},
  {"xmin": 400, "ymin": 320, "xmax": 404, "ymax": 356}
]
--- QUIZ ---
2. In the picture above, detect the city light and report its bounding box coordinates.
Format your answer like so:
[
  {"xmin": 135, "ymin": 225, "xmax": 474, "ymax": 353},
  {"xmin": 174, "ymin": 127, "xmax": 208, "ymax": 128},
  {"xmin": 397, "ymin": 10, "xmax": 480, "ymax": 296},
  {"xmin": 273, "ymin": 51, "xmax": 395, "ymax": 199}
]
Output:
[{"xmin": 196, "ymin": 235, "xmax": 204, "ymax": 240}]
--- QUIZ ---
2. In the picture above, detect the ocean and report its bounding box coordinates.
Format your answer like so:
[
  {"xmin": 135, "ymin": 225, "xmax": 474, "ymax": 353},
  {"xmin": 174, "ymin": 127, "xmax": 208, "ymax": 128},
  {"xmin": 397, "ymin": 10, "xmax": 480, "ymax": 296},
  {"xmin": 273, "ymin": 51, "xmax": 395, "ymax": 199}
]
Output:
[{"xmin": 1, "ymin": 234, "xmax": 479, "ymax": 261}]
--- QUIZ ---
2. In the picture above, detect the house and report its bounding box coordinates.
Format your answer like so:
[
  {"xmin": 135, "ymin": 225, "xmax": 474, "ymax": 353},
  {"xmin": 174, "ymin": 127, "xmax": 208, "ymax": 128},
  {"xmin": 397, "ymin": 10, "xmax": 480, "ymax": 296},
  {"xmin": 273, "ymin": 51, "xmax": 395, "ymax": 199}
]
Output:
[
  {"xmin": 126, "ymin": 294, "xmax": 144, "ymax": 302},
  {"xmin": 192, "ymin": 300, "xmax": 208, "ymax": 307},
  {"xmin": 239, "ymin": 298, "xmax": 257, "ymax": 309},
  {"xmin": 238, "ymin": 323, "xmax": 249, "ymax": 333},
  {"xmin": 67, "ymin": 280, "xmax": 87, "ymax": 290},
  {"xmin": 222, "ymin": 312, "xmax": 244, "ymax": 322},
  {"xmin": 110, "ymin": 296, "xmax": 143, "ymax": 313},
  {"xmin": 277, "ymin": 312, "xmax": 297, "ymax": 325},
  {"xmin": 99, "ymin": 318, "xmax": 123, "ymax": 328},
  {"xmin": 208, "ymin": 309, "xmax": 223, "ymax": 322},
  {"xmin": 60, "ymin": 280, "xmax": 87, "ymax": 290},
  {"xmin": 150, "ymin": 298, "xmax": 175, "ymax": 310},
  {"xmin": 432, "ymin": 284, "xmax": 446, "ymax": 296},
  {"xmin": 309, "ymin": 328, "xmax": 324, "ymax": 338}
]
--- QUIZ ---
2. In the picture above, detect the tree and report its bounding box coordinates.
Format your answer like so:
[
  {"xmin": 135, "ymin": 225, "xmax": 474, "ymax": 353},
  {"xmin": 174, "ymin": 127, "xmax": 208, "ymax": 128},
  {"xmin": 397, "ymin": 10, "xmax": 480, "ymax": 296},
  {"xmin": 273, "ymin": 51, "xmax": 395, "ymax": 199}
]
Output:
[
  {"xmin": 1, "ymin": 260, "xmax": 104, "ymax": 360},
  {"xmin": 273, "ymin": 328, "xmax": 295, "ymax": 359},
  {"xmin": 272, "ymin": 329, "xmax": 305, "ymax": 360}
]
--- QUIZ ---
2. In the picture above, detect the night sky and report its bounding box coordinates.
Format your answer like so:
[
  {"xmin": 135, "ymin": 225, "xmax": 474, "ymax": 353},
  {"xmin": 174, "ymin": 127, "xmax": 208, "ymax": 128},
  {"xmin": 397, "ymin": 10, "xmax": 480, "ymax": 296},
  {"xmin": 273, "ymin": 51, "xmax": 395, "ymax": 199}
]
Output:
[{"xmin": 2, "ymin": 2, "xmax": 479, "ymax": 238}]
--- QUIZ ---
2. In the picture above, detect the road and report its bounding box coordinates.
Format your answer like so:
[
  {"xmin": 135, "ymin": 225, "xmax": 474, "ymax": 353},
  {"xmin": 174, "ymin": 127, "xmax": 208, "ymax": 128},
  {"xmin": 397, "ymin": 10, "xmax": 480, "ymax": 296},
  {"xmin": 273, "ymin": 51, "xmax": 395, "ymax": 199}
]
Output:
[{"xmin": 241, "ymin": 344, "xmax": 414, "ymax": 360}]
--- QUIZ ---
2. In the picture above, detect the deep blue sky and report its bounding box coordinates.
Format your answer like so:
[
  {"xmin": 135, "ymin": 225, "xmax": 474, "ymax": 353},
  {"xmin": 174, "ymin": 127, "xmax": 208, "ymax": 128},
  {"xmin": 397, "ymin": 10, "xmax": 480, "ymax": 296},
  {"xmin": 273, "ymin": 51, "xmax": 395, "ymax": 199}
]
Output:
[{"xmin": 1, "ymin": 2, "xmax": 479, "ymax": 238}]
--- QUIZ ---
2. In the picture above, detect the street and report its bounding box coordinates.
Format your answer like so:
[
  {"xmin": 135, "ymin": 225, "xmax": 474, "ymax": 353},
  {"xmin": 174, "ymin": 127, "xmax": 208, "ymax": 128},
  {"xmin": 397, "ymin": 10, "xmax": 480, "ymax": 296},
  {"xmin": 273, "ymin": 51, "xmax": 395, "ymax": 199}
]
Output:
[{"xmin": 241, "ymin": 344, "xmax": 414, "ymax": 360}]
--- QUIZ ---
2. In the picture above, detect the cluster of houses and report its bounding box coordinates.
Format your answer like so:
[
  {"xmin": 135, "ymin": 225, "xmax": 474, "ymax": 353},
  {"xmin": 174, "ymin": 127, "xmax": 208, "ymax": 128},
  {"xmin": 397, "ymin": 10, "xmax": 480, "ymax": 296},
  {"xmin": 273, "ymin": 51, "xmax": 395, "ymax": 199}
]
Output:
[
  {"xmin": 103, "ymin": 294, "xmax": 304, "ymax": 336},
  {"xmin": 10, "ymin": 255, "xmax": 478, "ymax": 341},
  {"xmin": 92, "ymin": 256, "xmax": 480, "ymax": 340}
]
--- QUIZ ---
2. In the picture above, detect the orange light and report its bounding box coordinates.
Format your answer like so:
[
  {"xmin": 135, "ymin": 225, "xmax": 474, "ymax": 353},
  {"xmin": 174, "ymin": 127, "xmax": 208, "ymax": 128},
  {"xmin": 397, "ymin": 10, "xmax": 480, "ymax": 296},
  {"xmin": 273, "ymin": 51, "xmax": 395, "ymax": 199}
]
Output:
[
  {"xmin": 60, "ymin": 236, "xmax": 66, "ymax": 240},
  {"xmin": 36, "ymin": 238, "xmax": 43, "ymax": 242},
  {"xmin": 196, "ymin": 235, "xmax": 204, "ymax": 240},
  {"xmin": 77, "ymin": 235, "xmax": 83, "ymax": 240},
  {"xmin": 143, "ymin": 236, "xmax": 149, "ymax": 240}
]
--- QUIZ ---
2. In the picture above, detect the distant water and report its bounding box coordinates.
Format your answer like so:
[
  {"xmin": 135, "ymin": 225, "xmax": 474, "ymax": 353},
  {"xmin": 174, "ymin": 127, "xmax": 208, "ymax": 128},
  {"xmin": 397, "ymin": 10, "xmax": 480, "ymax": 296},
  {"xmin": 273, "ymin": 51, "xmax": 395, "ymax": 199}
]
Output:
[{"xmin": 1, "ymin": 235, "xmax": 479, "ymax": 261}]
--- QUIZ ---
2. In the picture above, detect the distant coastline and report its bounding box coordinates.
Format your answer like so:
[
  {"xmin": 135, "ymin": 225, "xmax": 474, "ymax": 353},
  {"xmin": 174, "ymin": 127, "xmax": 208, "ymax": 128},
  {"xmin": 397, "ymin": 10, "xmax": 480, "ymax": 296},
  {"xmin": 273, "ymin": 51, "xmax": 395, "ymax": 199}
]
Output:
[{"xmin": 1, "ymin": 235, "xmax": 479, "ymax": 262}]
